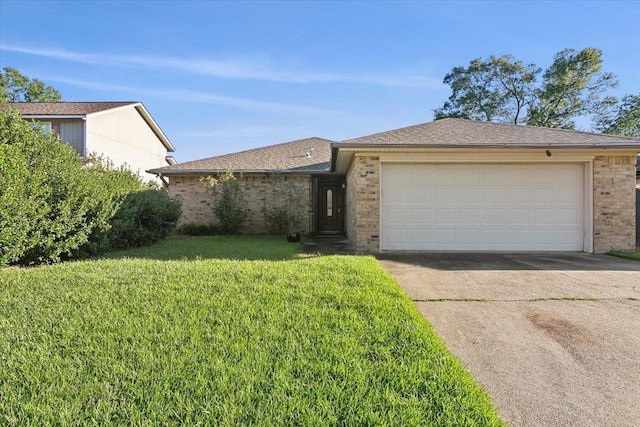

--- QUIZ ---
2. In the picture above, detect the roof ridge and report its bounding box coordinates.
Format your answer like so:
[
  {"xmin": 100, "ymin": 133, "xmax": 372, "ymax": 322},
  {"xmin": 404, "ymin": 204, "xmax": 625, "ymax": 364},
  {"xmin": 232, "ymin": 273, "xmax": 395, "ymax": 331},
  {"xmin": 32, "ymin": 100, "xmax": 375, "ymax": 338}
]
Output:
[
  {"xmin": 341, "ymin": 117, "xmax": 640, "ymax": 144},
  {"xmin": 447, "ymin": 118, "xmax": 640, "ymax": 141},
  {"xmin": 173, "ymin": 136, "xmax": 336, "ymax": 168},
  {"xmin": 6, "ymin": 101, "xmax": 139, "ymax": 106}
]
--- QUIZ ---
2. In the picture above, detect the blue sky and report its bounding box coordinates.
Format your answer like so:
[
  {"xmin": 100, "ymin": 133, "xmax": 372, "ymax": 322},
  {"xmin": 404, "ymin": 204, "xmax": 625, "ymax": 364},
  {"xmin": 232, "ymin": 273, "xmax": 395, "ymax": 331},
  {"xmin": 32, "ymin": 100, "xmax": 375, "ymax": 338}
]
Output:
[{"xmin": 1, "ymin": 1, "xmax": 639, "ymax": 162}]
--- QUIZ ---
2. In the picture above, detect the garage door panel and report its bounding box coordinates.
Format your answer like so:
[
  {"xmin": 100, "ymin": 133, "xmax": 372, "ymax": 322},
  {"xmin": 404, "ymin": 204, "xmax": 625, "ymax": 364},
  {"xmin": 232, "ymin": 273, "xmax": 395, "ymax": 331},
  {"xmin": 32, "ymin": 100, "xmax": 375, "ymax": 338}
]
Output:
[
  {"xmin": 434, "ymin": 208, "xmax": 456, "ymax": 224},
  {"xmin": 480, "ymin": 169, "xmax": 507, "ymax": 185},
  {"xmin": 458, "ymin": 229, "xmax": 481, "ymax": 244},
  {"xmin": 459, "ymin": 209, "xmax": 481, "ymax": 224},
  {"xmin": 483, "ymin": 230, "xmax": 506, "ymax": 244},
  {"xmin": 555, "ymin": 188, "xmax": 582, "ymax": 203},
  {"xmin": 384, "ymin": 208, "xmax": 406, "ymax": 225},
  {"xmin": 530, "ymin": 209, "xmax": 555, "ymax": 224},
  {"xmin": 504, "ymin": 188, "xmax": 529, "ymax": 203},
  {"xmin": 385, "ymin": 228, "xmax": 407, "ymax": 244},
  {"xmin": 506, "ymin": 209, "xmax": 530, "ymax": 225},
  {"xmin": 409, "ymin": 209, "xmax": 430, "ymax": 224},
  {"xmin": 381, "ymin": 163, "xmax": 584, "ymax": 251},
  {"xmin": 482, "ymin": 208, "xmax": 505, "ymax": 224},
  {"xmin": 458, "ymin": 188, "xmax": 482, "ymax": 202},
  {"xmin": 386, "ymin": 188, "xmax": 407, "ymax": 203},
  {"xmin": 433, "ymin": 188, "xmax": 457, "ymax": 202}
]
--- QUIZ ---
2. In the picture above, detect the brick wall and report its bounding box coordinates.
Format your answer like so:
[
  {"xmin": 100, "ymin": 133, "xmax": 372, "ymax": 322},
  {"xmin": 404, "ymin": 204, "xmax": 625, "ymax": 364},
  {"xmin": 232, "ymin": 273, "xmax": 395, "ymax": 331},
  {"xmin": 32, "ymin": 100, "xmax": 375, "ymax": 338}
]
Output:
[
  {"xmin": 593, "ymin": 155, "xmax": 637, "ymax": 252},
  {"xmin": 168, "ymin": 174, "xmax": 311, "ymax": 234},
  {"xmin": 345, "ymin": 156, "xmax": 380, "ymax": 252}
]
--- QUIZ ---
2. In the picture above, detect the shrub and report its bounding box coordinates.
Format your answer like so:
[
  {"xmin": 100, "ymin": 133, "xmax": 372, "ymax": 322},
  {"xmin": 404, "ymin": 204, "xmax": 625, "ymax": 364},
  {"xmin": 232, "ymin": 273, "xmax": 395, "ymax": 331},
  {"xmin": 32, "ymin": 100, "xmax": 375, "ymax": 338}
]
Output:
[
  {"xmin": 213, "ymin": 180, "xmax": 248, "ymax": 234},
  {"xmin": 262, "ymin": 173, "xmax": 303, "ymax": 235},
  {"xmin": 0, "ymin": 108, "xmax": 182, "ymax": 266},
  {"xmin": 105, "ymin": 188, "xmax": 181, "ymax": 250},
  {"xmin": 0, "ymin": 109, "xmax": 107, "ymax": 266},
  {"xmin": 176, "ymin": 223, "xmax": 218, "ymax": 236},
  {"xmin": 78, "ymin": 158, "xmax": 182, "ymax": 255},
  {"xmin": 202, "ymin": 170, "xmax": 248, "ymax": 234}
]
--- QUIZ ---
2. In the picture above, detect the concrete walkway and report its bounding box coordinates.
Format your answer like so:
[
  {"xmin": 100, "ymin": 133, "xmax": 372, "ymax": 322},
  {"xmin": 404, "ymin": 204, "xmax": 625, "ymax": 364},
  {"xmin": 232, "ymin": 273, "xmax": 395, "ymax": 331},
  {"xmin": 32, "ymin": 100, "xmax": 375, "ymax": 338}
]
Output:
[
  {"xmin": 377, "ymin": 253, "xmax": 640, "ymax": 427},
  {"xmin": 301, "ymin": 236, "xmax": 353, "ymax": 255}
]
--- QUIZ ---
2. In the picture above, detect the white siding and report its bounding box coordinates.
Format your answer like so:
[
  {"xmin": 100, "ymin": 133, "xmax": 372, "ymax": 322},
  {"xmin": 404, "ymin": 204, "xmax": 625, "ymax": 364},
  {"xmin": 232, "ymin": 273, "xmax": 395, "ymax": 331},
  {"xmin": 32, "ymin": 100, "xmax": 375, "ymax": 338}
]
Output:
[{"xmin": 85, "ymin": 107, "xmax": 169, "ymax": 182}]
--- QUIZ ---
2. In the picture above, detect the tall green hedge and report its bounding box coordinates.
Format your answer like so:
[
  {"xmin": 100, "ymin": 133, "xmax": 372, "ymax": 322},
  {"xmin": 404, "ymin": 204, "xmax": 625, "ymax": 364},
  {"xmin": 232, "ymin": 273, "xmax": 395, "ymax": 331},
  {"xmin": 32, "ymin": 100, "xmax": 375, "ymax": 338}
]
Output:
[{"xmin": 0, "ymin": 107, "xmax": 181, "ymax": 267}]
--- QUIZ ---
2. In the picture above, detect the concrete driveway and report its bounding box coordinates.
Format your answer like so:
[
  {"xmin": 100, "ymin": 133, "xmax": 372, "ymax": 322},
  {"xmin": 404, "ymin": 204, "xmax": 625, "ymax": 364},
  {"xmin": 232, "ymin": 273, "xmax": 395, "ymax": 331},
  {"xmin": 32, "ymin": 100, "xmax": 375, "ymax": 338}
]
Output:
[{"xmin": 377, "ymin": 253, "xmax": 640, "ymax": 427}]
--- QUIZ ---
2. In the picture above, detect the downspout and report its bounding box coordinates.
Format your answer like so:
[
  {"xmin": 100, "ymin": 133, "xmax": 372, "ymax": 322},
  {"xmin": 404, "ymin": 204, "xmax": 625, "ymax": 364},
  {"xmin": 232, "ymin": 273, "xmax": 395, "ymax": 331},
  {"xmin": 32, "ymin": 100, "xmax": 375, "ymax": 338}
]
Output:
[{"xmin": 157, "ymin": 173, "xmax": 169, "ymax": 188}]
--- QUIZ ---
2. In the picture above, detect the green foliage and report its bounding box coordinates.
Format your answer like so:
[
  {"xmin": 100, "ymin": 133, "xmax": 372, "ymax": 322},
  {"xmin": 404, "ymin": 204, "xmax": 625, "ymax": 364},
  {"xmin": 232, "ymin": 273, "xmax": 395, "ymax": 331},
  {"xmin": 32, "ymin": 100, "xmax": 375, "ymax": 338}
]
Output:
[
  {"xmin": 0, "ymin": 108, "xmax": 181, "ymax": 266},
  {"xmin": 0, "ymin": 108, "xmax": 101, "ymax": 265},
  {"xmin": 262, "ymin": 173, "xmax": 304, "ymax": 234},
  {"xmin": 0, "ymin": 66, "xmax": 62, "ymax": 103},
  {"xmin": 77, "ymin": 157, "xmax": 181, "ymax": 256},
  {"xmin": 434, "ymin": 55, "xmax": 539, "ymax": 123},
  {"xmin": 94, "ymin": 188, "xmax": 181, "ymax": 251},
  {"xmin": 203, "ymin": 171, "xmax": 248, "ymax": 234},
  {"xmin": 527, "ymin": 48, "xmax": 618, "ymax": 128},
  {"xmin": 435, "ymin": 48, "xmax": 618, "ymax": 129},
  {"xmin": 175, "ymin": 223, "xmax": 219, "ymax": 236},
  {"xmin": 0, "ymin": 242, "xmax": 504, "ymax": 426},
  {"xmin": 595, "ymin": 93, "xmax": 640, "ymax": 137}
]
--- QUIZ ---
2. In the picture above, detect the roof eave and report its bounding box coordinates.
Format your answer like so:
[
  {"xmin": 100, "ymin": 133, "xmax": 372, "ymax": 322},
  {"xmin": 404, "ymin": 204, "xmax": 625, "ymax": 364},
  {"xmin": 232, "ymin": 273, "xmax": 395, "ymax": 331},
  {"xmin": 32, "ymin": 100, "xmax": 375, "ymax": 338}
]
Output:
[
  {"xmin": 147, "ymin": 168, "xmax": 330, "ymax": 176},
  {"xmin": 21, "ymin": 114, "xmax": 86, "ymax": 119},
  {"xmin": 335, "ymin": 142, "xmax": 640, "ymax": 150}
]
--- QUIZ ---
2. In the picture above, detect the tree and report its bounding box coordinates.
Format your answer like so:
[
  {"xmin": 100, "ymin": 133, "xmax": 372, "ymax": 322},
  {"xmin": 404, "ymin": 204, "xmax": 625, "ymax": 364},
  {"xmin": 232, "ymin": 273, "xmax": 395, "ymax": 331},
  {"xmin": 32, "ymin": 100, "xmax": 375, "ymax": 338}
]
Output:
[
  {"xmin": 594, "ymin": 94, "xmax": 640, "ymax": 137},
  {"xmin": 434, "ymin": 55, "xmax": 539, "ymax": 124},
  {"xmin": 526, "ymin": 48, "xmax": 618, "ymax": 129},
  {"xmin": 0, "ymin": 66, "xmax": 62, "ymax": 103},
  {"xmin": 434, "ymin": 48, "xmax": 618, "ymax": 129}
]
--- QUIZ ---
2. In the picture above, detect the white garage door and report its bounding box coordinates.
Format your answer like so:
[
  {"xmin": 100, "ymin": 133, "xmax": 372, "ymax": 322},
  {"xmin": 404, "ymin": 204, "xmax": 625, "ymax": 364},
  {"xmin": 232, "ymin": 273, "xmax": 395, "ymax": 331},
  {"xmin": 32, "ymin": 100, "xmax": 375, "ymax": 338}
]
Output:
[{"xmin": 381, "ymin": 163, "xmax": 585, "ymax": 251}]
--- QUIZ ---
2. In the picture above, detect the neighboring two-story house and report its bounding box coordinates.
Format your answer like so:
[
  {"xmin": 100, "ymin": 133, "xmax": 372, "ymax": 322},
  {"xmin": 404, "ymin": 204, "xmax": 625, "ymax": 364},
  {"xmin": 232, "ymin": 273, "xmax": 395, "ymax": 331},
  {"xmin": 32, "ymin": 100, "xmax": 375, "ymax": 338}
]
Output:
[{"xmin": 2, "ymin": 102, "xmax": 176, "ymax": 181}]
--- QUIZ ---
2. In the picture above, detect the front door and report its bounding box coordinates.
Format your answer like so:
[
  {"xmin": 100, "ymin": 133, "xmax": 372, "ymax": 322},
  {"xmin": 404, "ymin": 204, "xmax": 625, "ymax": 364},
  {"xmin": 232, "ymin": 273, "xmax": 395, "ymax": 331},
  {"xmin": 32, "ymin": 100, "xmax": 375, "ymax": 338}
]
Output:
[{"xmin": 317, "ymin": 180, "xmax": 344, "ymax": 234}]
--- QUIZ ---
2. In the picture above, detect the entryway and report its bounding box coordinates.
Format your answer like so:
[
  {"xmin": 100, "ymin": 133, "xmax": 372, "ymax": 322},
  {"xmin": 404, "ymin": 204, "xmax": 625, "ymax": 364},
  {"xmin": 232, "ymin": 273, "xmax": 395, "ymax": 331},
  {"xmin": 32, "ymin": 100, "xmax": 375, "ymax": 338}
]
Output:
[{"xmin": 313, "ymin": 176, "xmax": 345, "ymax": 235}]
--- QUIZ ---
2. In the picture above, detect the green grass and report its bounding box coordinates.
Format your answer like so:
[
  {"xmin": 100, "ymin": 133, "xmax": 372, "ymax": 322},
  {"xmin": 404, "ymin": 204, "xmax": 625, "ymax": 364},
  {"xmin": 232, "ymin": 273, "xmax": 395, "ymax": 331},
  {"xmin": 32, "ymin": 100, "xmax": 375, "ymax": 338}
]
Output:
[
  {"xmin": 0, "ymin": 236, "xmax": 503, "ymax": 426},
  {"xmin": 609, "ymin": 247, "xmax": 640, "ymax": 261},
  {"xmin": 100, "ymin": 234, "xmax": 304, "ymax": 261}
]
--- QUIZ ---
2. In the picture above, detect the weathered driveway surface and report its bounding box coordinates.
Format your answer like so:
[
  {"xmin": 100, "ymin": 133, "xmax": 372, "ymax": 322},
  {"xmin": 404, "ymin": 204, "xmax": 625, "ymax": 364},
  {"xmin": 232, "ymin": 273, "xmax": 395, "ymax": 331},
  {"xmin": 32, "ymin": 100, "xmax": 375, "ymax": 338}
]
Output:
[{"xmin": 377, "ymin": 253, "xmax": 640, "ymax": 427}]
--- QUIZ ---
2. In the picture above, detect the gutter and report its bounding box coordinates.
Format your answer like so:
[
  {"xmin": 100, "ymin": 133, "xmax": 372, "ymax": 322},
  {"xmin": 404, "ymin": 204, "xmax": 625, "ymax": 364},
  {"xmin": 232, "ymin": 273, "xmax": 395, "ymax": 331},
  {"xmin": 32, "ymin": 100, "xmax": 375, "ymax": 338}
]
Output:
[
  {"xmin": 334, "ymin": 142, "xmax": 640, "ymax": 150},
  {"xmin": 146, "ymin": 168, "xmax": 332, "ymax": 176}
]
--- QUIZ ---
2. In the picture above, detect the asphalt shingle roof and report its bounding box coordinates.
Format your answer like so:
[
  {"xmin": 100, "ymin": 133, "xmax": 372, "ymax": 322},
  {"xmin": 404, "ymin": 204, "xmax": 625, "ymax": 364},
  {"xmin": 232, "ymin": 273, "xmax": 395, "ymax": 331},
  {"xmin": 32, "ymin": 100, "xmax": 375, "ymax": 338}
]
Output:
[
  {"xmin": 342, "ymin": 118, "xmax": 640, "ymax": 146},
  {"xmin": 152, "ymin": 137, "xmax": 334, "ymax": 173},
  {"xmin": 1, "ymin": 102, "xmax": 138, "ymax": 115}
]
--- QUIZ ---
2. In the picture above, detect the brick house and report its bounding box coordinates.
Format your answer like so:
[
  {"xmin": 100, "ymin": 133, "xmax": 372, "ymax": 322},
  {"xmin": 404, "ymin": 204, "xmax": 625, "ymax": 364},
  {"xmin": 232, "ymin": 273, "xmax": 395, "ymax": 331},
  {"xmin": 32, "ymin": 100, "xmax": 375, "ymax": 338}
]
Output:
[
  {"xmin": 149, "ymin": 118, "xmax": 640, "ymax": 253},
  {"xmin": 2, "ymin": 102, "xmax": 176, "ymax": 182}
]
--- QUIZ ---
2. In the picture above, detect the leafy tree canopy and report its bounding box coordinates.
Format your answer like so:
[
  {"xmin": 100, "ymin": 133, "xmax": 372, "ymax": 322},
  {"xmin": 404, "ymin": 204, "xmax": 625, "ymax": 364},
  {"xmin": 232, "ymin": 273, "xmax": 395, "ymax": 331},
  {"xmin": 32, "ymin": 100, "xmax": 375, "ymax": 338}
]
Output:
[
  {"xmin": 0, "ymin": 66, "xmax": 62, "ymax": 103},
  {"xmin": 434, "ymin": 48, "xmax": 619, "ymax": 130},
  {"xmin": 594, "ymin": 94, "xmax": 640, "ymax": 137}
]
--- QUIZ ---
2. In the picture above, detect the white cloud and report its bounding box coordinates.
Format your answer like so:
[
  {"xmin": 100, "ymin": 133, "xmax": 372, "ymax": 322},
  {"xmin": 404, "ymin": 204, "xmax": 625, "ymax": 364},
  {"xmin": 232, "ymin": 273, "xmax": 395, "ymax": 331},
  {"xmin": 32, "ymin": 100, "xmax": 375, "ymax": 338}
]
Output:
[
  {"xmin": 1, "ymin": 43, "xmax": 444, "ymax": 88},
  {"xmin": 46, "ymin": 76, "xmax": 360, "ymax": 119}
]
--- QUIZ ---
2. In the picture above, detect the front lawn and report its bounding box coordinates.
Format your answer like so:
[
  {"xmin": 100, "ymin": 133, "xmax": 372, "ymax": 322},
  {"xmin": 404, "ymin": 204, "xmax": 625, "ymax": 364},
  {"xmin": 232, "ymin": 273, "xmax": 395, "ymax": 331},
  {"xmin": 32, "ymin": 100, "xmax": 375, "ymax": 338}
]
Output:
[{"xmin": 0, "ymin": 236, "xmax": 503, "ymax": 426}]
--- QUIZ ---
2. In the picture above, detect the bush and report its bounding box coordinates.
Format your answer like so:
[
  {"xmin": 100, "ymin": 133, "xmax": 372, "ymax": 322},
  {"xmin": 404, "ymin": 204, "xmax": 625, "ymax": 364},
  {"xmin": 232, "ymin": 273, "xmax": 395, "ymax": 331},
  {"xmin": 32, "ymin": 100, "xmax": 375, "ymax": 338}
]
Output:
[
  {"xmin": 213, "ymin": 180, "xmax": 248, "ymax": 234},
  {"xmin": 0, "ymin": 108, "xmax": 182, "ymax": 266},
  {"xmin": 78, "ymin": 158, "xmax": 182, "ymax": 256},
  {"xmin": 202, "ymin": 171, "xmax": 248, "ymax": 234},
  {"xmin": 0, "ymin": 109, "xmax": 108, "ymax": 266},
  {"xmin": 262, "ymin": 173, "xmax": 303, "ymax": 235},
  {"xmin": 176, "ymin": 223, "xmax": 218, "ymax": 236},
  {"xmin": 104, "ymin": 189, "xmax": 181, "ymax": 250}
]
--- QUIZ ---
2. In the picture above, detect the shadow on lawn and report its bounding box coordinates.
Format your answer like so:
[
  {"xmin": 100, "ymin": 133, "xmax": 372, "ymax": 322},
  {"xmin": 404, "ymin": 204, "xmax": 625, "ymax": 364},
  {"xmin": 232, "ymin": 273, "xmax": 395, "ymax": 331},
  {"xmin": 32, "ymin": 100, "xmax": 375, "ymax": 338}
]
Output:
[{"xmin": 97, "ymin": 234, "xmax": 307, "ymax": 262}]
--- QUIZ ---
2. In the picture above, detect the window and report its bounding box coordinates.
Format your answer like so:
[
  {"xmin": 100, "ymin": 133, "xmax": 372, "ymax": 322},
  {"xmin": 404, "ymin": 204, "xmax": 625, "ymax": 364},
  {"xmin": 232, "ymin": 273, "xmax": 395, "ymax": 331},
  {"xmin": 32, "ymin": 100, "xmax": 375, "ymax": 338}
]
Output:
[
  {"xmin": 326, "ymin": 189, "xmax": 333, "ymax": 216},
  {"xmin": 28, "ymin": 121, "xmax": 52, "ymax": 133}
]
